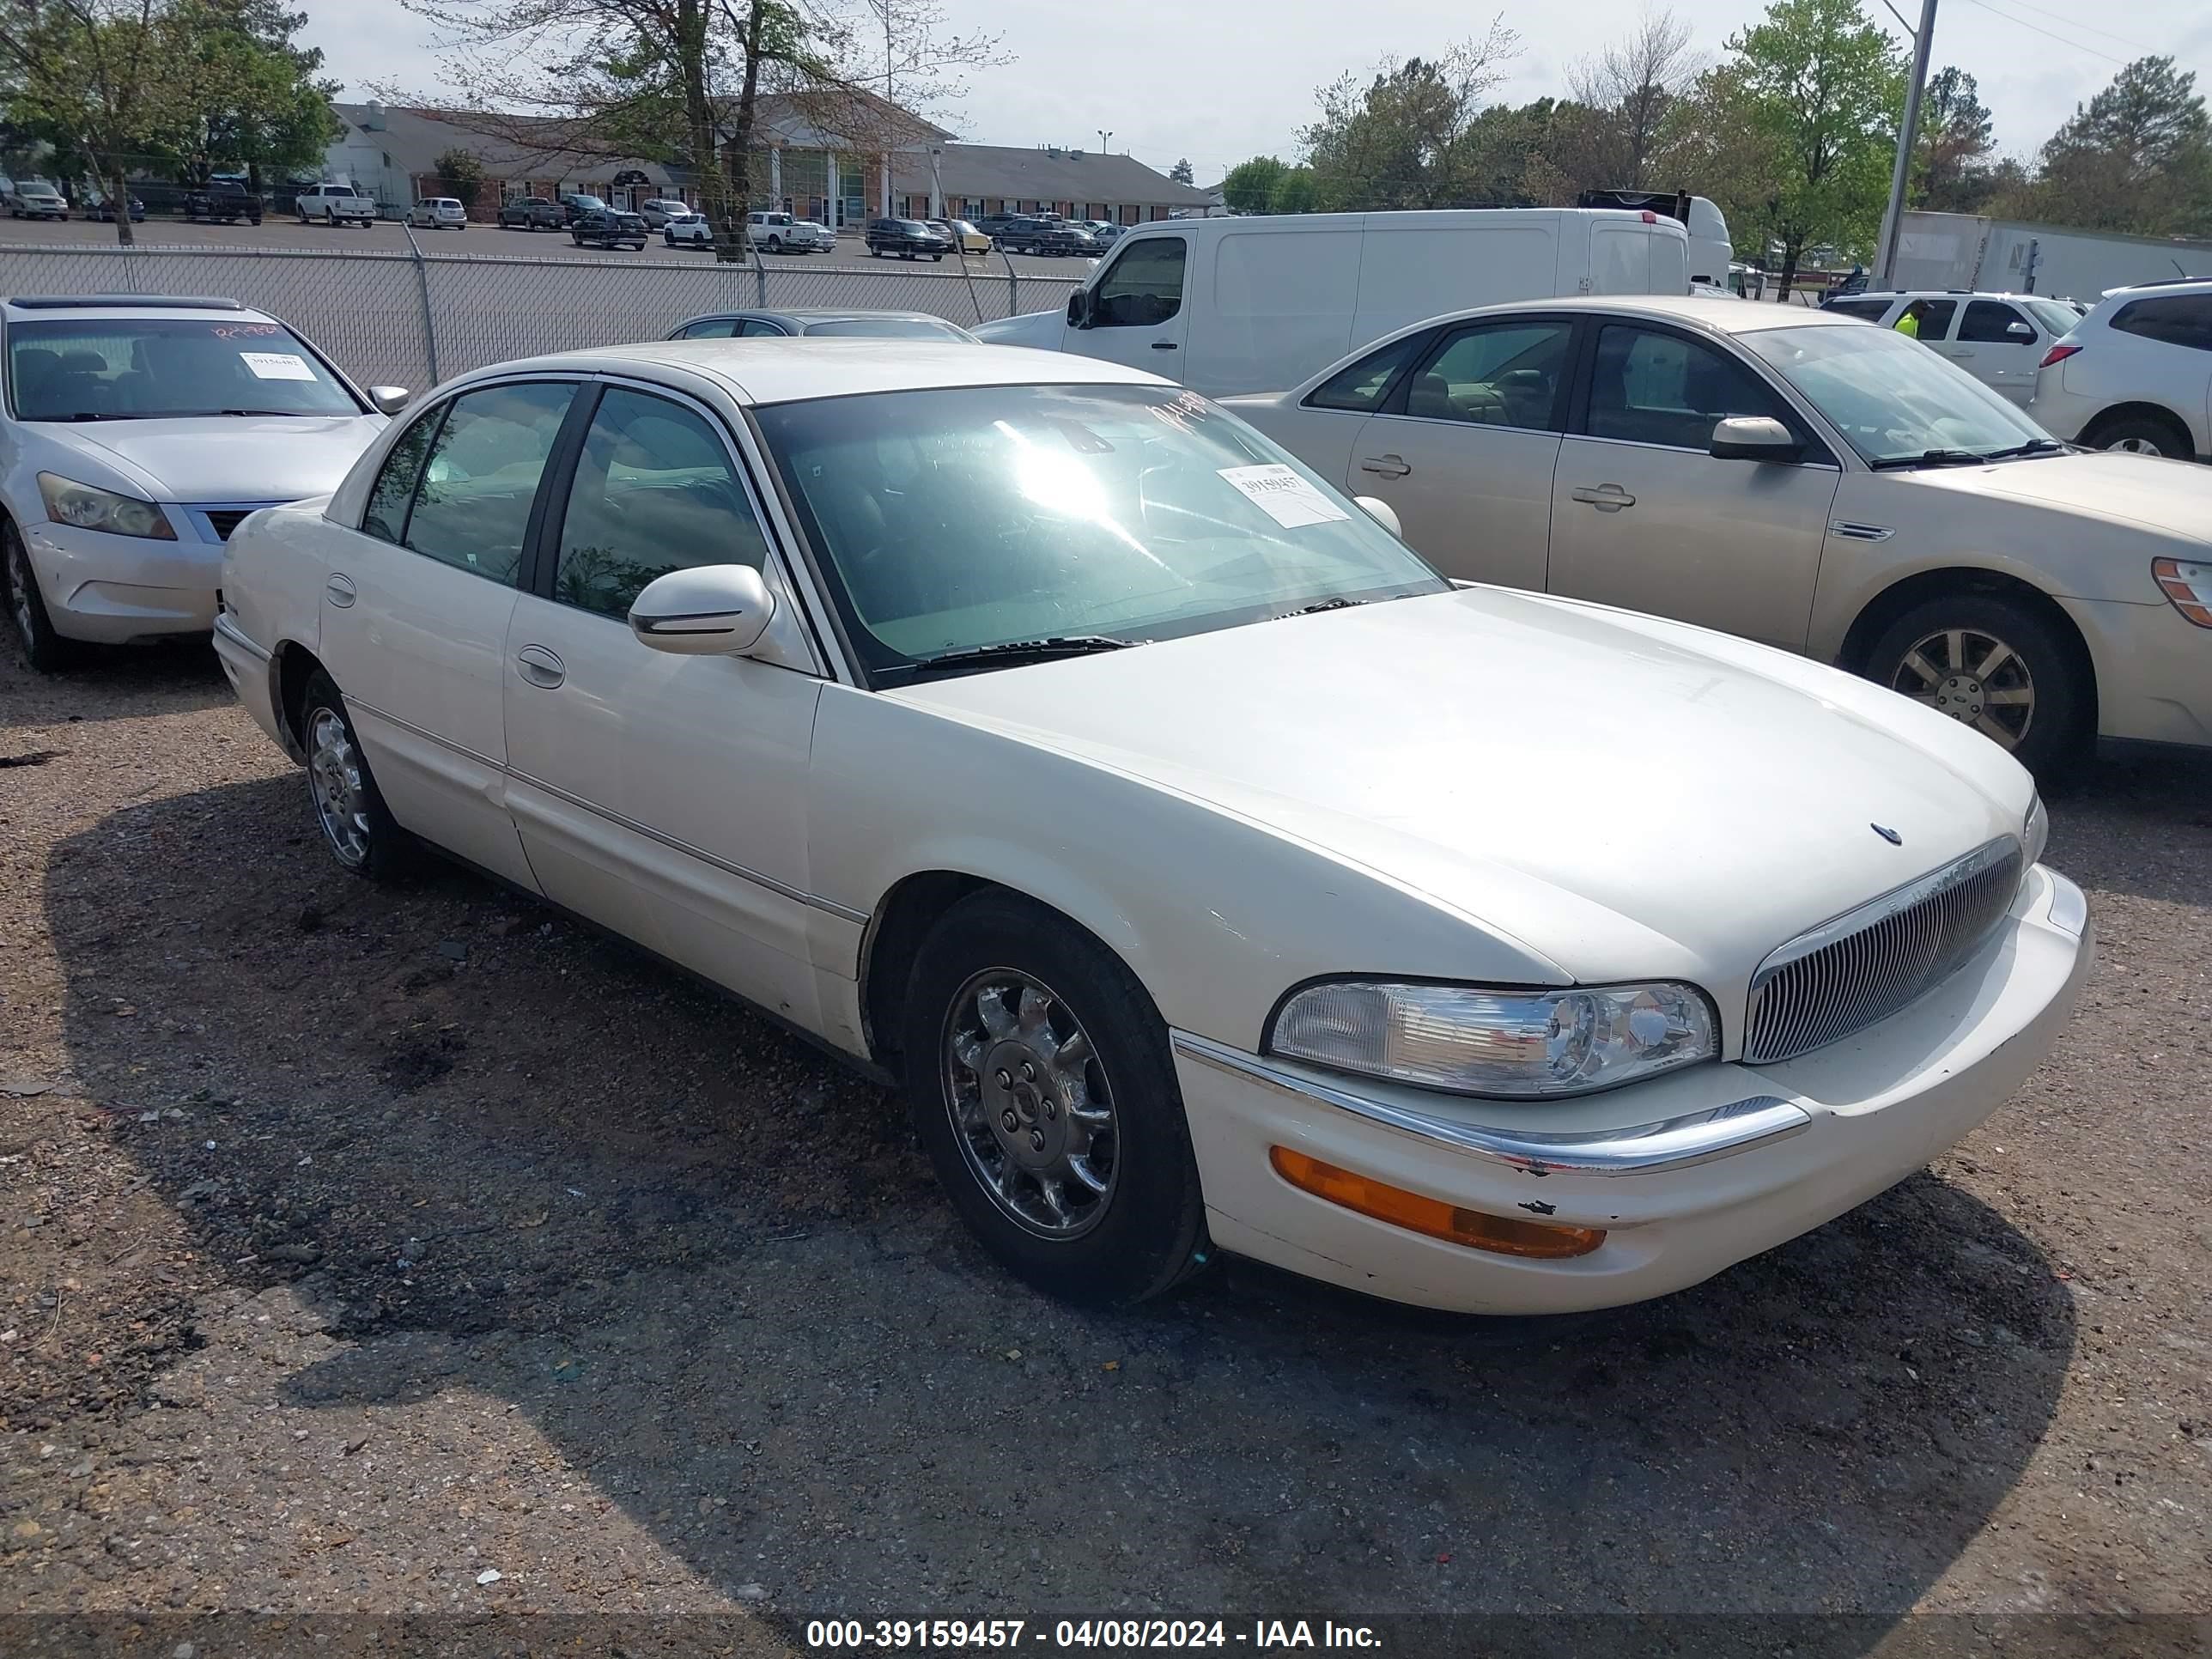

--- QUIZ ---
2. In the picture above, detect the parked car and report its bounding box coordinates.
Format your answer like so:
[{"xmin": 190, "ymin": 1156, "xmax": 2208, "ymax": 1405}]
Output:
[
  {"xmin": 181, "ymin": 180, "xmax": 263, "ymax": 225},
  {"xmin": 405, "ymin": 197, "xmax": 469, "ymax": 229},
  {"xmin": 865, "ymin": 217, "xmax": 951, "ymax": 260},
  {"xmin": 1819, "ymin": 289, "xmax": 2081, "ymax": 405},
  {"xmin": 295, "ymin": 183, "xmax": 377, "ymax": 227},
  {"xmin": 637, "ymin": 198, "xmax": 690, "ymax": 228},
  {"xmin": 81, "ymin": 191, "xmax": 144, "ymax": 223},
  {"xmin": 667, "ymin": 309, "xmax": 978, "ymax": 341},
  {"xmin": 0, "ymin": 294, "xmax": 400, "ymax": 672},
  {"xmin": 210, "ymin": 338, "xmax": 2089, "ymax": 1315},
  {"xmin": 571, "ymin": 208, "xmax": 647, "ymax": 251},
  {"xmin": 6, "ymin": 182, "xmax": 68, "ymax": 221},
  {"xmin": 928, "ymin": 218, "xmax": 994, "ymax": 256},
  {"xmin": 559, "ymin": 193, "xmax": 608, "ymax": 226},
  {"xmin": 2028, "ymin": 278, "xmax": 2211, "ymax": 462},
  {"xmin": 497, "ymin": 196, "xmax": 563, "ymax": 231},
  {"xmin": 663, "ymin": 210, "xmax": 714, "ymax": 248},
  {"xmin": 1223, "ymin": 294, "xmax": 2212, "ymax": 772},
  {"xmin": 975, "ymin": 209, "xmax": 1695, "ymax": 395},
  {"xmin": 1079, "ymin": 220, "xmax": 1127, "ymax": 248},
  {"xmin": 747, "ymin": 210, "xmax": 835, "ymax": 252},
  {"xmin": 992, "ymin": 217, "xmax": 1097, "ymax": 258}
]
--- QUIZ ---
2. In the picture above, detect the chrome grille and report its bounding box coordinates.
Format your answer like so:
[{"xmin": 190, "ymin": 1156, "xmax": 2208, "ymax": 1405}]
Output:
[{"xmin": 1745, "ymin": 838, "xmax": 2021, "ymax": 1065}]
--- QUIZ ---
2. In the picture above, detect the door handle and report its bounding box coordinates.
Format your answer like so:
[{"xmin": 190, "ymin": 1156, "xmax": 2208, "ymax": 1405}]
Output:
[
  {"xmin": 1359, "ymin": 453, "xmax": 1412, "ymax": 478},
  {"xmin": 324, "ymin": 573, "xmax": 356, "ymax": 607},
  {"xmin": 1948, "ymin": 348, "xmax": 1974, "ymax": 358},
  {"xmin": 1571, "ymin": 483, "xmax": 1636, "ymax": 511},
  {"xmin": 514, "ymin": 644, "xmax": 565, "ymax": 689},
  {"xmin": 1150, "ymin": 341, "xmax": 1178, "ymax": 350}
]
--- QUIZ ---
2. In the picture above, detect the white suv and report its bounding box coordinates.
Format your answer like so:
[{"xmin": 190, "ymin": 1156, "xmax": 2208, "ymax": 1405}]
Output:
[
  {"xmin": 0, "ymin": 295, "xmax": 398, "ymax": 671},
  {"xmin": 1820, "ymin": 289, "xmax": 2081, "ymax": 406},
  {"xmin": 2029, "ymin": 280, "xmax": 2211, "ymax": 462}
]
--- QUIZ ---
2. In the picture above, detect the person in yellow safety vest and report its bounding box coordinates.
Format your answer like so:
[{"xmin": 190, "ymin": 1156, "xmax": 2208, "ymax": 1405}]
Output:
[{"xmin": 1894, "ymin": 299, "xmax": 1932, "ymax": 339}]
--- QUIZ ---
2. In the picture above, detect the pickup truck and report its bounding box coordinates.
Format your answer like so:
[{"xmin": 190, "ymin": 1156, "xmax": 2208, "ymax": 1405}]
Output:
[
  {"xmin": 180, "ymin": 180, "xmax": 263, "ymax": 224},
  {"xmin": 295, "ymin": 183, "xmax": 377, "ymax": 227}
]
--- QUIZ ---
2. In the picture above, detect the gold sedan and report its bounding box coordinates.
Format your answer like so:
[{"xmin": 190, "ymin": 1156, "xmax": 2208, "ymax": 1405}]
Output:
[{"xmin": 930, "ymin": 218, "xmax": 994, "ymax": 257}]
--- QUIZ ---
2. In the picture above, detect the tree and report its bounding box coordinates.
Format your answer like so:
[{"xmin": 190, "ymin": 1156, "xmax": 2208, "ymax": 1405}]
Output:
[
  {"xmin": 150, "ymin": 0, "xmax": 338, "ymax": 190},
  {"xmin": 1219, "ymin": 154, "xmax": 1287, "ymax": 213},
  {"xmin": 1569, "ymin": 7, "xmax": 1700, "ymax": 188},
  {"xmin": 1914, "ymin": 66, "xmax": 1996, "ymax": 213},
  {"xmin": 2027, "ymin": 56, "xmax": 2212, "ymax": 236},
  {"xmin": 434, "ymin": 145, "xmax": 484, "ymax": 208},
  {"xmin": 1653, "ymin": 63, "xmax": 1785, "ymax": 270},
  {"xmin": 1268, "ymin": 167, "xmax": 1318, "ymax": 213},
  {"xmin": 1299, "ymin": 20, "xmax": 1521, "ymax": 210},
  {"xmin": 388, "ymin": 0, "xmax": 1002, "ymax": 264},
  {"xmin": 0, "ymin": 0, "xmax": 169, "ymax": 246},
  {"xmin": 1715, "ymin": 0, "xmax": 1901, "ymax": 295},
  {"xmin": 1168, "ymin": 155, "xmax": 1193, "ymax": 185}
]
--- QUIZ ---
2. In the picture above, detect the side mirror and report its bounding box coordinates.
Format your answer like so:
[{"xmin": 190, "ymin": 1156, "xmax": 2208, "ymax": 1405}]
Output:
[
  {"xmin": 1066, "ymin": 289, "xmax": 1092, "ymax": 328},
  {"xmin": 368, "ymin": 386, "xmax": 410, "ymax": 416},
  {"xmin": 629, "ymin": 563, "xmax": 775, "ymax": 656},
  {"xmin": 1710, "ymin": 415, "xmax": 1802, "ymax": 463},
  {"xmin": 2006, "ymin": 321, "xmax": 2034, "ymax": 339},
  {"xmin": 1354, "ymin": 495, "xmax": 1402, "ymax": 538}
]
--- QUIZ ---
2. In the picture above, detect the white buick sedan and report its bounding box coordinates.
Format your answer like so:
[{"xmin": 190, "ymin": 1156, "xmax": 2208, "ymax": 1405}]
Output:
[{"xmin": 214, "ymin": 341, "xmax": 2092, "ymax": 1315}]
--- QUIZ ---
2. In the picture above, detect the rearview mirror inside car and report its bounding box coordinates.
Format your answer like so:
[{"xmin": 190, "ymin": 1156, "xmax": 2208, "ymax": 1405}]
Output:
[
  {"xmin": 368, "ymin": 386, "xmax": 411, "ymax": 416},
  {"xmin": 629, "ymin": 563, "xmax": 776, "ymax": 656},
  {"xmin": 1354, "ymin": 495, "xmax": 1403, "ymax": 538},
  {"xmin": 1710, "ymin": 415, "xmax": 1802, "ymax": 463}
]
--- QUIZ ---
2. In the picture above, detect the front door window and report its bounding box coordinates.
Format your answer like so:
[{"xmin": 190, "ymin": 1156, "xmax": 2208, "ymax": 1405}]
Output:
[{"xmin": 1092, "ymin": 238, "xmax": 1187, "ymax": 328}]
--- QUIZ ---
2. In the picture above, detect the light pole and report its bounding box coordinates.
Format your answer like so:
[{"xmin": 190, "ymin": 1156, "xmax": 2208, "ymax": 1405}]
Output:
[
  {"xmin": 1875, "ymin": 0, "xmax": 1938, "ymax": 287},
  {"xmin": 1097, "ymin": 129, "xmax": 1113, "ymax": 154}
]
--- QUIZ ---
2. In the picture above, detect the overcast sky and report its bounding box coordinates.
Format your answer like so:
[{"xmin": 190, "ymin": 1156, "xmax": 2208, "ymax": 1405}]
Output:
[{"xmin": 301, "ymin": 0, "xmax": 2212, "ymax": 185}]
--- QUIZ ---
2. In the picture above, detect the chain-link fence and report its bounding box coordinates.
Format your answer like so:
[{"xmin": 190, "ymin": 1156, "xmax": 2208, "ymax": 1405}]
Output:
[{"xmin": 0, "ymin": 239, "xmax": 1085, "ymax": 394}]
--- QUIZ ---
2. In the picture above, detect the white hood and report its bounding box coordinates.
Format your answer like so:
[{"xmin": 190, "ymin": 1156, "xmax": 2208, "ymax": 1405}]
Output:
[
  {"xmin": 58, "ymin": 414, "xmax": 386, "ymax": 505},
  {"xmin": 890, "ymin": 586, "xmax": 2033, "ymax": 984},
  {"xmin": 972, "ymin": 310, "xmax": 1066, "ymax": 351}
]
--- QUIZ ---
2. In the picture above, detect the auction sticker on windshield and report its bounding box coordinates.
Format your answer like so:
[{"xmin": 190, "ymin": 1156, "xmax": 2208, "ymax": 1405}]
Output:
[
  {"xmin": 1217, "ymin": 464, "xmax": 1350, "ymax": 529},
  {"xmin": 240, "ymin": 352, "xmax": 315, "ymax": 380}
]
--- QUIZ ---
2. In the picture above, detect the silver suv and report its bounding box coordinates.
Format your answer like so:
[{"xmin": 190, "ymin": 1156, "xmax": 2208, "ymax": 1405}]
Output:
[
  {"xmin": 1820, "ymin": 289, "xmax": 2082, "ymax": 407},
  {"xmin": 2029, "ymin": 279, "xmax": 2212, "ymax": 462}
]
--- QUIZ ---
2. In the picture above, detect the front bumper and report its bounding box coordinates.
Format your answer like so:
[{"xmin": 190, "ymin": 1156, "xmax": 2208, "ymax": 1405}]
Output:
[
  {"xmin": 20, "ymin": 516, "xmax": 223, "ymax": 644},
  {"xmin": 2059, "ymin": 594, "xmax": 2212, "ymax": 750},
  {"xmin": 1175, "ymin": 866, "xmax": 2092, "ymax": 1316}
]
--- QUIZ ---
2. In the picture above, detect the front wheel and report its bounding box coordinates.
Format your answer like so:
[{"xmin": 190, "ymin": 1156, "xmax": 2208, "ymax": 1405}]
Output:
[
  {"xmin": 300, "ymin": 671, "xmax": 416, "ymax": 881},
  {"xmin": 1867, "ymin": 592, "xmax": 2087, "ymax": 777},
  {"xmin": 3, "ymin": 518, "xmax": 76, "ymax": 672},
  {"xmin": 901, "ymin": 890, "xmax": 1209, "ymax": 1306}
]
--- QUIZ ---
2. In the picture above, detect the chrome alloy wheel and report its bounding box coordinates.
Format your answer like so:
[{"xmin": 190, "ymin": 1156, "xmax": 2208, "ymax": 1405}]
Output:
[
  {"xmin": 2106, "ymin": 435, "xmax": 2163, "ymax": 454},
  {"xmin": 306, "ymin": 706, "xmax": 372, "ymax": 866},
  {"xmin": 5, "ymin": 536, "xmax": 34, "ymax": 652},
  {"xmin": 943, "ymin": 970, "xmax": 1118, "ymax": 1239},
  {"xmin": 1890, "ymin": 626, "xmax": 2034, "ymax": 750}
]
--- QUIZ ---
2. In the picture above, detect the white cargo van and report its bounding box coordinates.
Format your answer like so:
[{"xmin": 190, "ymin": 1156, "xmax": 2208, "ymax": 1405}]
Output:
[{"xmin": 974, "ymin": 208, "xmax": 1692, "ymax": 396}]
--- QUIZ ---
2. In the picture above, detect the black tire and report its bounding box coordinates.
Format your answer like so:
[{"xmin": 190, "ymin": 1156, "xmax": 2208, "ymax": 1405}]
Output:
[
  {"xmin": 932, "ymin": 252, "xmax": 944, "ymax": 262},
  {"xmin": 298, "ymin": 670, "xmax": 417, "ymax": 881},
  {"xmin": 3, "ymin": 517, "xmax": 76, "ymax": 672},
  {"xmin": 2081, "ymin": 410, "xmax": 2193, "ymax": 460},
  {"xmin": 901, "ymin": 890, "xmax": 1209, "ymax": 1307},
  {"xmin": 1865, "ymin": 591, "xmax": 2088, "ymax": 777}
]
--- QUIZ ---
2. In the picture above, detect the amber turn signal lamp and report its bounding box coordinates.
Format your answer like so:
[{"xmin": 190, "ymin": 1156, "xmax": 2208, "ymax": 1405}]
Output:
[{"xmin": 1268, "ymin": 1146, "xmax": 1606, "ymax": 1259}]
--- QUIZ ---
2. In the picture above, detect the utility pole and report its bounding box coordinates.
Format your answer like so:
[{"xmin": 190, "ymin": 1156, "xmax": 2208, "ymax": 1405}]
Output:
[{"xmin": 1875, "ymin": 0, "xmax": 1937, "ymax": 287}]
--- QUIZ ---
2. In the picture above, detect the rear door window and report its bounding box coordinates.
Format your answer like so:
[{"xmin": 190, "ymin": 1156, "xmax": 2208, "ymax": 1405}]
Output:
[
  {"xmin": 1304, "ymin": 332, "xmax": 1429, "ymax": 412},
  {"xmin": 2111, "ymin": 295, "xmax": 2212, "ymax": 351},
  {"xmin": 1402, "ymin": 321, "xmax": 1573, "ymax": 431},
  {"xmin": 1958, "ymin": 300, "xmax": 2033, "ymax": 343},
  {"xmin": 403, "ymin": 381, "xmax": 575, "ymax": 586}
]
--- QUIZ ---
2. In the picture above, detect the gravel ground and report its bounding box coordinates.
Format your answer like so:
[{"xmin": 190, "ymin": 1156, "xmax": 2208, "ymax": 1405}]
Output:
[{"xmin": 2, "ymin": 642, "xmax": 2209, "ymax": 1656}]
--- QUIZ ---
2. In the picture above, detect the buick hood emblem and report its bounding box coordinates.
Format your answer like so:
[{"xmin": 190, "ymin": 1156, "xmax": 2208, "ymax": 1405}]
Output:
[{"xmin": 1871, "ymin": 823, "xmax": 1904, "ymax": 845}]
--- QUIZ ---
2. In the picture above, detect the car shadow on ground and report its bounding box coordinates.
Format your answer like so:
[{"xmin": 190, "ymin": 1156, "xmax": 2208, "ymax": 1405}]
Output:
[
  {"xmin": 2051, "ymin": 748, "xmax": 2212, "ymax": 909},
  {"xmin": 46, "ymin": 775, "xmax": 2077, "ymax": 1642},
  {"xmin": 0, "ymin": 640, "xmax": 233, "ymax": 730}
]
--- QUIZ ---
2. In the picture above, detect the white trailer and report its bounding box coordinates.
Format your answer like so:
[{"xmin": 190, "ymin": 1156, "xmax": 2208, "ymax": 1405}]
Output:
[{"xmin": 1894, "ymin": 210, "xmax": 2212, "ymax": 302}]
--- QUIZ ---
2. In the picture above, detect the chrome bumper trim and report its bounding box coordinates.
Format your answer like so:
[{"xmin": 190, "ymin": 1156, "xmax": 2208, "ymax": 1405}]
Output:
[
  {"xmin": 211, "ymin": 611, "xmax": 271, "ymax": 664},
  {"xmin": 1170, "ymin": 1031, "xmax": 1813, "ymax": 1177}
]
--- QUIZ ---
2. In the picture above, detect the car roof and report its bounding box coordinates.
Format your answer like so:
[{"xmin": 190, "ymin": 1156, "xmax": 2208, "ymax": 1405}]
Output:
[
  {"xmin": 1399, "ymin": 294, "xmax": 1856, "ymax": 335},
  {"xmin": 468, "ymin": 339, "xmax": 1166, "ymax": 404},
  {"xmin": 3, "ymin": 294, "xmax": 266, "ymax": 321},
  {"xmin": 686, "ymin": 308, "xmax": 966, "ymax": 325},
  {"xmin": 2100, "ymin": 276, "xmax": 2212, "ymax": 297}
]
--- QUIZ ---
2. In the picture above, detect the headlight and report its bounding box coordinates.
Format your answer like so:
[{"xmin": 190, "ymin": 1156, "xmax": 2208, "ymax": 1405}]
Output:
[
  {"xmin": 37, "ymin": 473, "xmax": 176, "ymax": 541},
  {"xmin": 2022, "ymin": 793, "xmax": 2050, "ymax": 870},
  {"xmin": 1268, "ymin": 979, "xmax": 1717, "ymax": 1098},
  {"xmin": 2152, "ymin": 557, "xmax": 2212, "ymax": 629}
]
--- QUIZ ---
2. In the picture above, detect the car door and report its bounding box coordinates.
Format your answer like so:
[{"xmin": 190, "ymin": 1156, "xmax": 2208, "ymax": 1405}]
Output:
[
  {"xmin": 501, "ymin": 380, "xmax": 829, "ymax": 1023},
  {"xmin": 1943, "ymin": 299, "xmax": 2045, "ymax": 404},
  {"xmin": 316, "ymin": 378, "xmax": 579, "ymax": 889},
  {"xmin": 1072, "ymin": 235, "xmax": 1190, "ymax": 374},
  {"xmin": 1547, "ymin": 320, "xmax": 1841, "ymax": 650},
  {"xmin": 1342, "ymin": 316, "xmax": 1576, "ymax": 592},
  {"xmin": 1245, "ymin": 329, "xmax": 1435, "ymax": 494}
]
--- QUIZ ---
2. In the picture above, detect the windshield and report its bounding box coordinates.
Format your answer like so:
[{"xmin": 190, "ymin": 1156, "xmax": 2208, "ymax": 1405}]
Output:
[
  {"xmin": 2021, "ymin": 299, "xmax": 2081, "ymax": 337},
  {"xmin": 757, "ymin": 383, "xmax": 1448, "ymax": 677},
  {"xmin": 1741, "ymin": 323, "xmax": 2049, "ymax": 464},
  {"xmin": 801, "ymin": 317, "xmax": 971, "ymax": 340},
  {"xmin": 9, "ymin": 316, "xmax": 362, "ymax": 422}
]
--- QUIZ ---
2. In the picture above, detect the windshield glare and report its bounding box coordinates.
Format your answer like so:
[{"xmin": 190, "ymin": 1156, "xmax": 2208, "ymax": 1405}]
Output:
[
  {"xmin": 1742, "ymin": 323, "xmax": 2049, "ymax": 463},
  {"xmin": 757, "ymin": 384, "xmax": 1448, "ymax": 673},
  {"xmin": 9, "ymin": 316, "xmax": 361, "ymax": 422}
]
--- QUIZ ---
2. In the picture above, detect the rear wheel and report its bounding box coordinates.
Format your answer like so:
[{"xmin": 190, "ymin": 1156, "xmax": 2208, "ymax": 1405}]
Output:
[
  {"xmin": 300, "ymin": 671, "xmax": 416, "ymax": 881},
  {"xmin": 2084, "ymin": 411, "xmax": 2193, "ymax": 460},
  {"xmin": 3, "ymin": 518, "xmax": 76, "ymax": 673},
  {"xmin": 1867, "ymin": 592, "xmax": 2087, "ymax": 777},
  {"xmin": 901, "ymin": 890, "xmax": 1209, "ymax": 1306}
]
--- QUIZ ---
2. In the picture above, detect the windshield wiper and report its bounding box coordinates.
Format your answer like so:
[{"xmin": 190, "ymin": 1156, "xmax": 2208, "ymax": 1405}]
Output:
[
  {"xmin": 905, "ymin": 635, "xmax": 1135, "ymax": 673},
  {"xmin": 1868, "ymin": 447, "xmax": 1987, "ymax": 471},
  {"xmin": 1977, "ymin": 437, "xmax": 2069, "ymax": 460},
  {"xmin": 208, "ymin": 408, "xmax": 320, "ymax": 417},
  {"xmin": 1286, "ymin": 595, "xmax": 1365, "ymax": 617}
]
